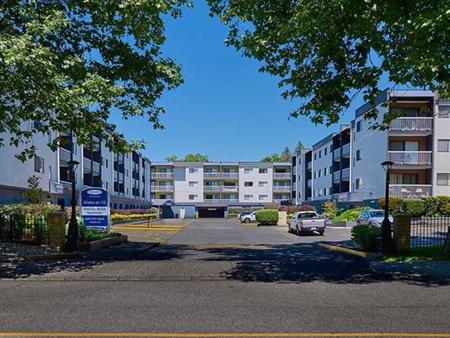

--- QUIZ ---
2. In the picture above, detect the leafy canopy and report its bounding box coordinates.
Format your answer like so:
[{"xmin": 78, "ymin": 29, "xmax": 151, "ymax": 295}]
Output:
[
  {"xmin": 207, "ymin": 0, "xmax": 450, "ymax": 126},
  {"xmin": 164, "ymin": 153, "xmax": 209, "ymax": 162},
  {"xmin": 261, "ymin": 146, "xmax": 291, "ymax": 162},
  {"xmin": 0, "ymin": 0, "xmax": 190, "ymax": 160}
]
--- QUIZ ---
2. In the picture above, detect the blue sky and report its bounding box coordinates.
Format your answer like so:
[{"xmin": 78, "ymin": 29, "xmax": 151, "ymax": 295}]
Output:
[{"xmin": 110, "ymin": 0, "xmax": 387, "ymax": 162}]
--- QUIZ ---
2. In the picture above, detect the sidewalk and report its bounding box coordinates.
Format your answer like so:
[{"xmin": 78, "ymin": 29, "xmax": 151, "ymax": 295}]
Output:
[{"xmin": 370, "ymin": 259, "xmax": 450, "ymax": 279}]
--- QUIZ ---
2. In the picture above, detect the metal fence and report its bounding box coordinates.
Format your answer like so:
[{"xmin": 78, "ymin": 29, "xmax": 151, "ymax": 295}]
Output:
[
  {"xmin": 0, "ymin": 214, "xmax": 49, "ymax": 245},
  {"xmin": 411, "ymin": 216, "xmax": 450, "ymax": 248}
]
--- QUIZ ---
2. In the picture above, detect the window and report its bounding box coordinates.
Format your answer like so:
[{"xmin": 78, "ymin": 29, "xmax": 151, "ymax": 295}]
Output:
[
  {"xmin": 244, "ymin": 181, "xmax": 253, "ymax": 187},
  {"xmin": 244, "ymin": 194, "xmax": 253, "ymax": 200},
  {"xmin": 318, "ymin": 169, "xmax": 321, "ymax": 177},
  {"xmin": 105, "ymin": 181, "xmax": 109, "ymax": 190},
  {"xmin": 189, "ymin": 194, "xmax": 197, "ymax": 200},
  {"xmin": 438, "ymin": 140, "xmax": 450, "ymax": 152},
  {"xmin": 356, "ymin": 120, "xmax": 361, "ymax": 132},
  {"xmin": 438, "ymin": 106, "xmax": 450, "ymax": 118},
  {"xmin": 34, "ymin": 155, "xmax": 44, "ymax": 173},
  {"xmin": 189, "ymin": 181, "xmax": 198, "ymax": 187},
  {"xmin": 324, "ymin": 148, "xmax": 327, "ymax": 156},
  {"xmin": 391, "ymin": 174, "xmax": 417, "ymax": 185},
  {"xmin": 126, "ymin": 169, "xmax": 129, "ymax": 176},
  {"xmin": 258, "ymin": 181, "xmax": 268, "ymax": 187},
  {"xmin": 189, "ymin": 168, "xmax": 198, "ymax": 173},
  {"xmin": 313, "ymin": 172, "xmax": 316, "ymax": 179},
  {"xmin": 356, "ymin": 150, "xmax": 361, "ymax": 161},
  {"xmin": 258, "ymin": 194, "xmax": 268, "ymax": 201},
  {"xmin": 324, "ymin": 167, "xmax": 327, "ymax": 176},
  {"xmin": 259, "ymin": 168, "xmax": 268, "ymax": 174},
  {"xmin": 355, "ymin": 178, "xmax": 361, "ymax": 190},
  {"xmin": 319, "ymin": 150, "xmax": 322, "ymax": 158},
  {"xmin": 244, "ymin": 168, "xmax": 252, "ymax": 174},
  {"xmin": 314, "ymin": 153, "xmax": 317, "ymax": 160},
  {"xmin": 437, "ymin": 173, "xmax": 450, "ymax": 186}
]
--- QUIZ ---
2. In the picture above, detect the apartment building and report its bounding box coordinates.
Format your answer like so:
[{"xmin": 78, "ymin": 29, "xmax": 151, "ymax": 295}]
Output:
[
  {"xmin": 0, "ymin": 128, "xmax": 152, "ymax": 209},
  {"xmin": 150, "ymin": 161, "xmax": 292, "ymax": 217},
  {"xmin": 293, "ymin": 89, "xmax": 450, "ymax": 205}
]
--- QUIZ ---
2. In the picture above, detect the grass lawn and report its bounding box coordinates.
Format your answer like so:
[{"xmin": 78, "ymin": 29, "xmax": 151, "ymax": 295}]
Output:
[
  {"xmin": 83, "ymin": 229, "xmax": 122, "ymax": 242},
  {"xmin": 382, "ymin": 245, "xmax": 450, "ymax": 262}
]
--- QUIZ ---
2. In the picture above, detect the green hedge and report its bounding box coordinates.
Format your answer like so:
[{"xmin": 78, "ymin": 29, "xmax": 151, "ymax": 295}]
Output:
[
  {"xmin": 379, "ymin": 196, "xmax": 450, "ymax": 217},
  {"xmin": 333, "ymin": 207, "xmax": 367, "ymax": 222},
  {"xmin": 111, "ymin": 213, "xmax": 157, "ymax": 221},
  {"xmin": 255, "ymin": 209, "xmax": 279, "ymax": 225},
  {"xmin": 351, "ymin": 224, "xmax": 380, "ymax": 251}
]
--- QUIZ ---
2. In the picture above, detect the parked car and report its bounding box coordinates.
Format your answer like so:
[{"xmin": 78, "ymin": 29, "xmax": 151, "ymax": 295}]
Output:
[
  {"xmin": 238, "ymin": 211, "xmax": 256, "ymax": 223},
  {"xmin": 357, "ymin": 209, "xmax": 393, "ymax": 227},
  {"xmin": 288, "ymin": 211, "xmax": 326, "ymax": 235}
]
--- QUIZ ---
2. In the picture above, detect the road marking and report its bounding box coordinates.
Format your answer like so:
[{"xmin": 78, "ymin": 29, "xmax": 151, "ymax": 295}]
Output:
[
  {"xmin": 1, "ymin": 333, "xmax": 450, "ymax": 337},
  {"xmin": 190, "ymin": 245, "xmax": 273, "ymax": 250}
]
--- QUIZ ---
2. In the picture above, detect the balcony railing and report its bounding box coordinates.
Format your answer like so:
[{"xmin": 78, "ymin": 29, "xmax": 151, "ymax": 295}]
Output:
[
  {"xmin": 221, "ymin": 186, "xmax": 239, "ymax": 192},
  {"xmin": 388, "ymin": 151, "xmax": 432, "ymax": 166},
  {"xmin": 342, "ymin": 143, "xmax": 350, "ymax": 158},
  {"xmin": 389, "ymin": 184, "xmax": 432, "ymax": 198},
  {"xmin": 151, "ymin": 198, "xmax": 174, "ymax": 205},
  {"xmin": 389, "ymin": 117, "xmax": 433, "ymax": 132},
  {"xmin": 333, "ymin": 171, "xmax": 340, "ymax": 183},
  {"xmin": 273, "ymin": 185, "xmax": 291, "ymax": 192},
  {"xmin": 204, "ymin": 186, "xmax": 221, "ymax": 192},
  {"xmin": 59, "ymin": 148, "xmax": 72, "ymax": 163},
  {"xmin": 204, "ymin": 172, "xmax": 239, "ymax": 179},
  {"xmin": 333, "ymin": 148, "xmax": 341, "ymax": 160},
  {"xmin": 151, "ymin": 172, "xmax": 174, "ymax": 179},
  {"xmin": 273, "ymin": 173, "xmax": 291, "ymax": 180},
  {"xmin": 220, "ymin": 172, "xmax": 239, "ymax": 179},
  {"xmin": 307, "ymin": 179, "xmax": 312, "ymax": 188},
  {"xmin": 151, "ymin": 185, "xmax": 174, "ymax": 192},
  {"xmin": 204, "ymin": 199, "xmax": 239, "ymax": 204},
  {"xmin": 341, "ymin": 167, "xmax": 350, "ymax": 181},
  {"xmin": 307, "ymin": 162, "xmax": 312, "ymax": 170}
]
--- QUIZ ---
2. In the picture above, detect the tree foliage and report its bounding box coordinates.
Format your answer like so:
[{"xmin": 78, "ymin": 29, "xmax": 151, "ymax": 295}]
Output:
[
  {"xmin": 207, "ymin": 0, "xmax": 450, "ymax": 127},
  {"xmin": 164, "ymin": 153, "xmax": 209, "ymax": 162},
  {"xmin": 26, "ymin": 175, "xmax": 44, "ymax": 204},
  {"xmin": 0, "ymin": 0, "xmax": 190, "ymax": 160},
  {"xmin": 261, "ymin": 146, "xmax": 291, "ymax": 162}
]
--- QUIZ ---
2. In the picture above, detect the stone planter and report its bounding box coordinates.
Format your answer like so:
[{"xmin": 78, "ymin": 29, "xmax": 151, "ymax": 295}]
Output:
[{"xmin": 82, "ymin": 235, "xmax": 128, "ymax": 252}]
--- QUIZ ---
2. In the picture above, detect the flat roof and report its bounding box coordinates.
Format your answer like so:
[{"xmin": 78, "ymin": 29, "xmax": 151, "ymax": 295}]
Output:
[{"xmin": 151, "ymin": 161, "xmax": 291, "ymax": 167}]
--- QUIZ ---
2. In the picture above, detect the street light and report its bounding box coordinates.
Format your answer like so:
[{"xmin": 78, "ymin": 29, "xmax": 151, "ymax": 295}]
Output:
[
  {"xmin": 64, "ymin": 159, "xmax": 80, "ymax": 252},
  {"xmin": 381, "ymin": 160, "xmax": 394, "ymax": 254}
]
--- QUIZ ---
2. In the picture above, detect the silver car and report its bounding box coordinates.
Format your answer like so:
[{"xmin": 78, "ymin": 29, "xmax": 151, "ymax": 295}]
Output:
[{"xmin": 357, "ymin": 209, "xmax": 393, "ymax": 227}]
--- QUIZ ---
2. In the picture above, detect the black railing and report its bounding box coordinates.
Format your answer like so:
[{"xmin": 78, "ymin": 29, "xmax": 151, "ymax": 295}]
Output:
[
  {"xmin": 410, "ymin": 216, "xmax": 450, "ymax": 248},
  {"xmin": 0, "ymin": 214, "xmax": 48, "ymax": 245}
]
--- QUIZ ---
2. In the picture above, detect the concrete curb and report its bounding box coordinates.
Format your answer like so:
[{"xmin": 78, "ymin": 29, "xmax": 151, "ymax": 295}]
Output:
[
  {"xmin": 318, "ymin": 243, "xmax": 378, "ymax": 258},
  {"xmin": 88, "ymin": 235, "xmax": 128, "ymax": 252},
  {"xmin": 22, "ymin": 252, "xmax": 83, "ymax": 261}
]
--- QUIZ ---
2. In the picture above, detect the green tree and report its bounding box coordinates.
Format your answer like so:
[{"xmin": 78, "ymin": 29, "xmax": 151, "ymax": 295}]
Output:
[
  {"xmin": 281, "ymin": 146, "xmax": 291, "ymax": 161},
  {"xmin": 165, "ymin": 155, "xmax": 179, "ymax": 162},
  {"xmin": 207, "ymin": 0, "xmax": 450, "ymax": 127},
  {"xmin": 183, "ymin": 153, "xmax": 209, "ymax": 162},
  {"xmin": 1, "ymin": 1, "xmax": 190, "ymax": 161},
  {"xmin": 27, "ymin": 175, "xmax": 44, "ymax": 204},
  {"xmin": 261, "ymin": 147, "xmax": 291, "ymax": 162},
  {"xmin": 295, "ymin": 141, "xmax": 304, "ymax": 153}
]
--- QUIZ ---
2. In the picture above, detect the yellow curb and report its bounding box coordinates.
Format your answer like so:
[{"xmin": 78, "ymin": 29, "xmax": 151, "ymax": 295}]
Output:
[
  {"xmin": 319, "ymin": 243, "xmax": 369, "ymax": 258},
  {"xmin": 191, "ymin": 245, "xmax": 273, "ymax": 250}
]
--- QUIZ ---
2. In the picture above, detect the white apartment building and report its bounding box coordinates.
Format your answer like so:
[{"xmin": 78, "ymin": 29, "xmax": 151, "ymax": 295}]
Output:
[
  {"xmin": 292, "ymin": 90, "xmax": 450, "ymax": 205},
  {"xmin": 0, "ymin": 128, "xmax": 152, "ymax": 209},
  {"xmin": 150, "ymin": 161, "xmax": 292, "ymax": 217}
]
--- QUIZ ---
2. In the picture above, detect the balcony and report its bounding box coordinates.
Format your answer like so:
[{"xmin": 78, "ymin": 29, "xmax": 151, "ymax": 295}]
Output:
[
  {"xmin": 273, "ymin": 185, "xmax": 291, "ymax": 192},
  {"xmin": 273, "ymin": 173, "xmax": 291, "ymax": 180},
  {"xmin": 151, "ymin": 172, "xmax": 174, "ymax": 179},
  {"xmin": 204, "ymin": 199, "xmax": 239, "ymax": 204},
  {"xmin": 59, "ymin": 148, "xmax": 72, "ymax": 163},
  {"xmin": 341, "ymin": 167, "xmax": 350, "ymax": 181},
  {"xmin": 151, "ymin": 198, "xmax": 174, "ymax": 205},
  {"xmin": 389, "ymin": 118, "xmax": 433, "ymax": 134},
  {"xmin": 221, "ymin": 172, "xmax": 239, "ymax": 179},
  {"xmin": 307, "ymin": 179, "xmax": 312, "ymax": 188},
  {"xmin": 307, "ymin": 162, "xmax": 312, "ymax": 170},
  {"xmin": 389, "ymin": 184, "xmax": 432, "ymax": 198},
  {"xmin": 221, "ymin": 185, "xmax": 239, "ymax": 192},
  {"xmin": 151, "ymin": 185, "xmax": 174, "ymax": 192},
  {"xmin": 333, "ymin": 171, "xmax": 340, "ymax": 183},
  {"xmin": 204, "ymin": 172, "xmax": 221, "ymax": 179},
  {"xmin": 388, "ymin": 151, "xmax": 432, "ymax": 167},
  {"xmin": 204, "ymin": 186, "xmax": 221, "ymax": 192},
  {"xmin": 341, "ymin": 143, "xmax": 350, "ymax": 158},
  {"xmin": 204, "ymin": 172, "xmax": 239, "ymax": 179},
  {"xmin": 333, "ymin": 148, "xmax": 341, "ymax": 160}
]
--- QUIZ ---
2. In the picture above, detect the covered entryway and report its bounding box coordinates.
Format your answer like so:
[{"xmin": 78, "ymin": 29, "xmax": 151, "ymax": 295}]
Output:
[{"xmin": 198, "ymin": 207, "xmax": 225, "ymax": 218}]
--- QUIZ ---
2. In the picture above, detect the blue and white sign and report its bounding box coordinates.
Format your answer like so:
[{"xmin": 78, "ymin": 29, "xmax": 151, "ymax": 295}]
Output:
[{"xmin": 81, "ymin": 188, "xmax": 110, "ymax": 230}]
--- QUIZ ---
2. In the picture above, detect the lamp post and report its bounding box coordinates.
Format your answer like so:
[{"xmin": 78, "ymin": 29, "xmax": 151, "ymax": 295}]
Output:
[
  {"xmin": 64, "ymin": 159, "xmax": 80, "ymax": 252},
  {"xmin": 381, "ymin": 160, "xmax": 394, "ymax": 254}
]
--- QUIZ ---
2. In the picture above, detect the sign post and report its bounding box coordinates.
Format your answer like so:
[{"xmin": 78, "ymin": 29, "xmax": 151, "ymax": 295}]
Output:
[{"xmin": 81, "ymin": 188, "xmax": 110, "ymax": 231}]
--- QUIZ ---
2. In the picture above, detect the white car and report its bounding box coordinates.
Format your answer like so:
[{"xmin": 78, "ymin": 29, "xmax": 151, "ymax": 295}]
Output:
[
  {"xmin": 240, "ymin": 211, "xmax": 256, "ymax": 223},
  {"xmin": 357, "ymin": 209, "xmax": 393, "ymax": 227}
]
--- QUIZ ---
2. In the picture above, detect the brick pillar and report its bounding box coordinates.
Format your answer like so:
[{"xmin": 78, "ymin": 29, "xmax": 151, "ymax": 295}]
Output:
[
  {"xmin": 47, "ymin": 211, "xmax": 67, "ymax": 252},
  {"xmin": 393, "ymin": 213, "xmax": 411, "ymax": 254}
]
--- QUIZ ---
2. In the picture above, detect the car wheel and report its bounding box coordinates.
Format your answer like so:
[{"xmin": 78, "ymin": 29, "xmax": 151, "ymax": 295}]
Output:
[
  {"xmin": 319, "ymin": 230, "xmax": 324, "ymax": 236},
  {"xmin": 288, "ymin": 224, "xmax": 291, "ymax": 233},
  {"xmin": 244, "ymin": 218, "xmax": 250, "ymax": 223},
  {"xmin": 296, "ymin": 226, "xmax": 301, "ymax": 236}
]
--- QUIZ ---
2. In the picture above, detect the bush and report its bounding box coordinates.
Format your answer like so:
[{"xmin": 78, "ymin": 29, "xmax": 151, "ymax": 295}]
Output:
[
  {"xmin": 379, "ymin": 197, "xmax": 403, "ymax": 214},
  {"xmin": 110, "ymin": 208, "xmax": 158, "ymax": 215},
  {"xmin": 79, "ymin": 224, "xmax": 121, "ymax": 242},
  {"xmin": 333, "ymin": 207, "xmax": 367, "ymax": 222},
  {"xmin": 256, "ymin": 209, "xmax": 279, "ymax": 225},
  {"xmin": 110, "ymin": 213, "xmax": 157, "ymax": 221},
  {"xmin": 322, "ymin": 201, "xmax": 337, "ymax": 219},
  {"xmin": 351, "ymin": 224, "xmax": 380, "ymax": 252},
  {"xmin": 402, "ymin": 199, "xmax": 426, "ymax": 217},
  {"xmin": 436, "ymin": 196, "xmax": 450, "ymax": 216}
]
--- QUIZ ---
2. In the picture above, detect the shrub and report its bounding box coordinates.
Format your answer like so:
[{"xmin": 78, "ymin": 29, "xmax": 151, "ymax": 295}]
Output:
[
  {"xmin": 110, "ymin": 208, "xmax": 158, "ymax": 215},
  {"xmin": 402, "ymin": 199, "xmax": 426, "ymax": 217},
  {"xmin": 110, "ymin": 213, "xmax": 157, "ymax": 221},
  {"xmin": 333, "ymin": 207, "xmax": 367, "ymax": 222},
  {"xmin": 262, "ymin": 204, "xmax": 315, "ymax": 214},
  {"xmin": 322, "ymin": 200, "xmax": 337, "ymax": 219},
  {"xmin": 379, "ymin": 196, "xmax": 403, "ymax": 214},
  {"xmin": 436, "ymin": 196, "xmax": 450, "ymax": 216},
  {"xmin": 351, "ymin": 224, "xmax": 380, "ymax": 252},
  {"xmin": 421, "ymin": 197, "xmax": 441, "ymax": 216},
  {"xmin": 256, "ymin": 209, "xmax": 279, "ymax": 225},
  {"xmin": 79, "ymin": 224, "xmax": 121, "ymax": 242}
]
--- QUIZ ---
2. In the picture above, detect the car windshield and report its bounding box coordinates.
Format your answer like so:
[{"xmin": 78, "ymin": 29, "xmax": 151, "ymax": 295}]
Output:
[
  {"xmin": 369, "ymin": 211, "xmax": 385, "ymax": 217},
  {"xmin": 239, "ymin": 211, "xmax": 252, "ymax": 216},
  {"xmin": 298, "ymin": 212, "xmax": 317, "ymax": 219}
]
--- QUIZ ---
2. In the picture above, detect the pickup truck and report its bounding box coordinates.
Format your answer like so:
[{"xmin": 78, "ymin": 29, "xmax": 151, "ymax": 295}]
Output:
[{"xmin": 288, "ymin": 211, "xmax": 326, "ymax": 236}]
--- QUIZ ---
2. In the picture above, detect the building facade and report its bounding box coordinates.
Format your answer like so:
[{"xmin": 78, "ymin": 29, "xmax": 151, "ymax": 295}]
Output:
[
  {"xmin": 0, "ymin": 128, "xmax": 152, "ymax": 209},
  {"xmin": 292, "ymin": 90, "xmax": 450, "ymax": 205},
  {"xmin": 150, "ymin": 161, "xmax": 292, "ymax": 217}
]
